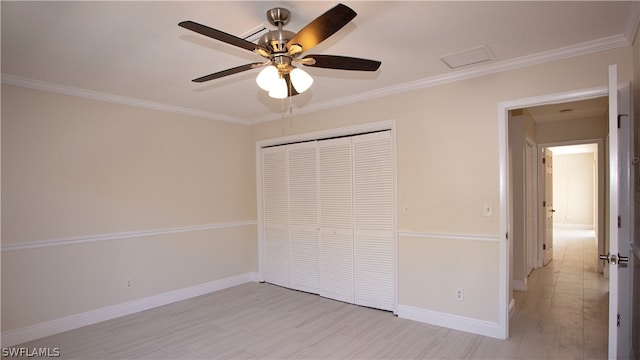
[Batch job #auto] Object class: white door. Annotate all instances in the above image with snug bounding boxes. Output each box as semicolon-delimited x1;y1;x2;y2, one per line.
287;142;320;294
260;128;397;312
352;131;395;311
525;141;536;275
318;137;354;303
542;148;554;265
262;146;290;288
604;64;633;359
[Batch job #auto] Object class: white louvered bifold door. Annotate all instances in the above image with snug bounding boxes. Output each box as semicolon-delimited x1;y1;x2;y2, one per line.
318;137;354;303
262;147;290;288
352;131;395;311
287;142;320;294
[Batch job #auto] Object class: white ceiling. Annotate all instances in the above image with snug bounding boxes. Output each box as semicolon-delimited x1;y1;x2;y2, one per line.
525;96;609;124
2;1;638;125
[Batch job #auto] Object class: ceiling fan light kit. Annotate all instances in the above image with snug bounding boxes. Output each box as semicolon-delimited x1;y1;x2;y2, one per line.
179;3;381;101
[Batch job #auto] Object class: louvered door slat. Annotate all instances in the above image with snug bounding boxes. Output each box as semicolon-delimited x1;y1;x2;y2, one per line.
318;137;354;302
353;131;395;311
262;148;290;287
265;227;290;287
287;142;319;293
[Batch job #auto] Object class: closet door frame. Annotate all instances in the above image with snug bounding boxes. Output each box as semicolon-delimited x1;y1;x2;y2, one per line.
256;119;398;312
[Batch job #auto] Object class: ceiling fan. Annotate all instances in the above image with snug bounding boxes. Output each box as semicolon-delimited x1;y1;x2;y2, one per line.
179;3;381;99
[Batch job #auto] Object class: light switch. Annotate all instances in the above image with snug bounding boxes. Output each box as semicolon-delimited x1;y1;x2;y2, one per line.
483;203;493;217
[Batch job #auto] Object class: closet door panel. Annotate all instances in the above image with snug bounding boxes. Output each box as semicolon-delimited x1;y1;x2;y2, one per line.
354;231;394;310
319;230;354;303
353;131;395;311
318;137;354;303
264;226;290;287
262;148;290;287
287;142;319;293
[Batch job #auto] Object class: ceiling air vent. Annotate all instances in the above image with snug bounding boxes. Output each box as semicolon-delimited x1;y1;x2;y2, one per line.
241;24;269;43
440;45;495;69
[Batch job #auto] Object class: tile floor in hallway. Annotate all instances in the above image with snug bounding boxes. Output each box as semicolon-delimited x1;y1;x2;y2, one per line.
511;228;609;359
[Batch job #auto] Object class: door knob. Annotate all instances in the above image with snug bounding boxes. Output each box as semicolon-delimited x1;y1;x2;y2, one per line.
618;254;629;268
600;253;629;267
599;253;618;265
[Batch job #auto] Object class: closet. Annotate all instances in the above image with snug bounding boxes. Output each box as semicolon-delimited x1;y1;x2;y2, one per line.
260;130;395;311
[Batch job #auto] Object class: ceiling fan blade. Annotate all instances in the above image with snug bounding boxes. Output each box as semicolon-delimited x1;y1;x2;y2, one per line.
179;20;270;57
302;55;381;71
192;62;264;83
284;73;299;97
286;4;356;55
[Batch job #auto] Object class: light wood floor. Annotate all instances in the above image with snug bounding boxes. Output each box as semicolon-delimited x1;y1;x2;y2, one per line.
14;229;608;359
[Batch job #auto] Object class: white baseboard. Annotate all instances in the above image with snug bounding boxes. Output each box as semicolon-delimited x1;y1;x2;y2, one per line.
553;223;594;230
512;279;527;291
1;272;259;347
509;298;516;317
396;304;503;339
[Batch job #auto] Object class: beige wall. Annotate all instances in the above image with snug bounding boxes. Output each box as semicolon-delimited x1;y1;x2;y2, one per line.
1;44;634;337
253;46;633;323
552;152;596;227
1;85;257;332
536;115;607;144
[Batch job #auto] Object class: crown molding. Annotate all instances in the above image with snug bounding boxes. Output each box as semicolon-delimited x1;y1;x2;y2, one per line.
3;32;632;127
0;74;252;125
248;34;631;124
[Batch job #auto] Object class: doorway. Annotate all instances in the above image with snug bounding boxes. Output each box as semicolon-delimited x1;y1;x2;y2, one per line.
504;94;610;359
508;96;608;290
497;85;609;340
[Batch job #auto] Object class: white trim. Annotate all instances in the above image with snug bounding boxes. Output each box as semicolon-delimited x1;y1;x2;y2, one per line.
509;298;516;317
248;34;631;124
512;279;527;292
256;119;395;148
391;127;399;314
553;223;595;230
498;100;510;340
396;305;502;339
4;32;632;126
0;272;258;347
1;220;256;252
398;231;500;242
0;74;251;125
498;85;609;341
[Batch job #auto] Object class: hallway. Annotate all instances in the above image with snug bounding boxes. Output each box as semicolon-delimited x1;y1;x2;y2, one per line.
511;228;609;359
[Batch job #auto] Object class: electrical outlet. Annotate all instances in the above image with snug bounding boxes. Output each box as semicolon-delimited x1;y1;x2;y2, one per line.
456;288;464;301
125;278;133;289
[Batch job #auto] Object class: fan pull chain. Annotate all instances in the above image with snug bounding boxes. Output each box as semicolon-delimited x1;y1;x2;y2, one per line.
281;98;285;120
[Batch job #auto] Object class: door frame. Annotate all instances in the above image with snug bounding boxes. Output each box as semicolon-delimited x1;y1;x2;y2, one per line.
537;138;605;271
524;138;537;275
498;85;608;339
541;147;554;266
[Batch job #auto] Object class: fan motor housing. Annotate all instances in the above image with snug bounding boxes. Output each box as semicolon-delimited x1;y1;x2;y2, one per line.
258;30;295;53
